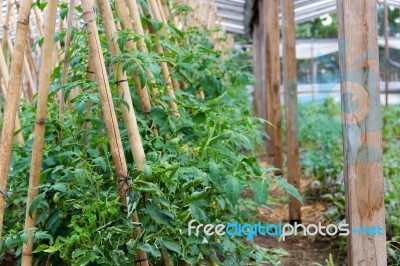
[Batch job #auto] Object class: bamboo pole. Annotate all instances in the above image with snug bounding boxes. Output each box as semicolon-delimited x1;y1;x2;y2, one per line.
125;0;179;115
0;46;25;146
33;7;44;37
114;0;153;114
281;0;301;223
24;38;39;84
97;0;147;170
0;0;32;239
81;2;149;265
23;52;35;99
21;1;57;264
1;0;12;51
152;0;182;92
6;30;35;100
59;0;75;123
147;0;179;114
336;0;386;264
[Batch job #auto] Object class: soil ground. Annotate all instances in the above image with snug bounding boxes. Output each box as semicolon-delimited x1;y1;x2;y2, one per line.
255;157;347;265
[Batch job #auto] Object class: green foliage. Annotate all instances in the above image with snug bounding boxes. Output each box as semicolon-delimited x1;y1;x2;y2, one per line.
0;2;301;265
297;100;400;264
298;98;343;184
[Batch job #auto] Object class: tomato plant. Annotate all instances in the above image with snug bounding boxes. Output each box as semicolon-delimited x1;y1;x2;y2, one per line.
0;1;301;265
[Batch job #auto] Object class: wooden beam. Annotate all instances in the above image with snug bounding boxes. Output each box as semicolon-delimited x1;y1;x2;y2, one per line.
282;0;301;223
266;0;282;168
252;18;260;117
336;0;386;264
384;0;389;106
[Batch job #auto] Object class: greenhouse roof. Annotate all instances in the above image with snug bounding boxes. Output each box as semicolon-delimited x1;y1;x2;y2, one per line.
220;0;400;35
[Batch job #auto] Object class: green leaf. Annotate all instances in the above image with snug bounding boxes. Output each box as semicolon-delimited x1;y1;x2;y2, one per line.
252;177;269;205
74;169;85;178
184;187;210;204
192;112;206;124
28;192;46;218
159;239;181;254
51;183;67;193
274;176;303;204
93;157;107;172
140;243;161;258
189;204;207;222
224;175;241;205
146;201;173;227
34;231;52;240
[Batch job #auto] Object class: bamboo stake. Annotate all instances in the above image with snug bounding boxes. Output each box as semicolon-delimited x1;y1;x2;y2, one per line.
147;0;179;114
0;0;32;239
0;45;25;145
33;7;44;37
23;53;35;99
59;0;75;123
5;32;35;100
24;38;39;84
81;2;149;265
21;1;57;263
153;0;182;92
97;0;147;170
1;0;12;51
125;0;179;114
114;0;153;114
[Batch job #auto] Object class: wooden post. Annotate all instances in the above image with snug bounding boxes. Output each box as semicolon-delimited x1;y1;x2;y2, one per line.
266;0;282;168
259;0;266;121
81;1;149;264
336;0;386;264
384;0;389;106
21;1;57;264
0;0;32;239
281;0;301;223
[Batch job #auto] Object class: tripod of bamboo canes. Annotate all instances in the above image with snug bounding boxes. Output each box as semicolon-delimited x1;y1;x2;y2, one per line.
145;0;179;114
59;0;75;124
96;0;147;172
0;0;32;239
81;1;149;265
113;0;153;114
21;1;58;263
123;0;178;116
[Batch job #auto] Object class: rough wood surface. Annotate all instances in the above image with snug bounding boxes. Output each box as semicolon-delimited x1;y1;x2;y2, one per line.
282;0;301;223
336;0;386;264
266;0;282;168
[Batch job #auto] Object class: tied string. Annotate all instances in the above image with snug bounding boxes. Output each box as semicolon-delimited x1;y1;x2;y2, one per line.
117;173;132;196
81;7;97;33
0;189;7;200
135;257;148;264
